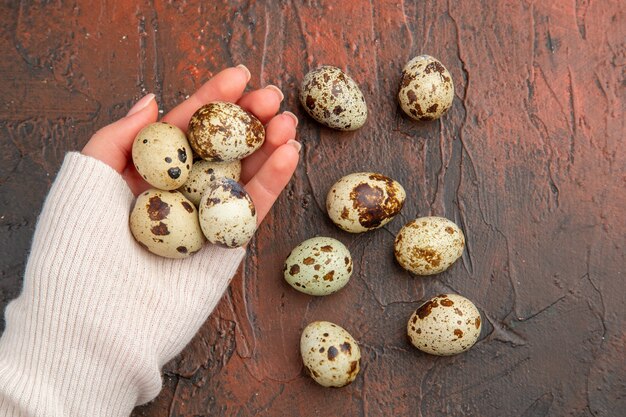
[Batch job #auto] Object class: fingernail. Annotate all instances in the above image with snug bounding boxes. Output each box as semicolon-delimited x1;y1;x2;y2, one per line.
127;93;155;116
283;111;298;127
265;85;284;102
287;139;301;153
236;64;251;82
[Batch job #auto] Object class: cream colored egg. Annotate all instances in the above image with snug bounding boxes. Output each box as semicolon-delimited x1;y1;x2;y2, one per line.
132;122;192;190
198;178;257;248
178;160;241;206
300;66;367;131
130;189;205;258
300;321;361;387
398;55;454;121
407;293;482;356
187;102;265;162
394;216;465;275
284;237;353;296
326;172;406;233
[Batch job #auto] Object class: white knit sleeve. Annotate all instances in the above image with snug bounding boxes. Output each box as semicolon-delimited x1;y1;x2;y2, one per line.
0;152;245;417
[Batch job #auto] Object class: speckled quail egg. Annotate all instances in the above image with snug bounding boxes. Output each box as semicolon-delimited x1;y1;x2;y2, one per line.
326;172;406;233
407;293;482;356
198;178;257;248
130;189;205;258
284;237;353;296
398;55;454;121
394;216;464;275
187;102;265;162
132;122;192;190
300;321;361;387
178;160;241;206
300;66;367;131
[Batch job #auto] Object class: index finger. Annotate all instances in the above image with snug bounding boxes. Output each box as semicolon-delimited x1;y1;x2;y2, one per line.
161;65;251;130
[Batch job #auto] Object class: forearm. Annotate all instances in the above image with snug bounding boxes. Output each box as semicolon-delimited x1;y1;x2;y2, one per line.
0;153;244;417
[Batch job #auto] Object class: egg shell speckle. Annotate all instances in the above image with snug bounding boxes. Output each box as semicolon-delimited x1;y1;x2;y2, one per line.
179;160;241;206
394;216;464;275
300;66;367;131
284;237;353;296
300;321;361;387
199;178;257;248
398;55;454;121
130;189;205;259
187;102;265;162
132;122;192;190
407;293;482;356
326;172;406;233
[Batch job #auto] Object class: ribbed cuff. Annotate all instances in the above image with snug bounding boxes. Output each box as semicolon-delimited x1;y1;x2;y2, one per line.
0;152;245;416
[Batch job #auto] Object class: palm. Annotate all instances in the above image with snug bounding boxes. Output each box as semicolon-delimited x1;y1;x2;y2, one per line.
82;66;299;224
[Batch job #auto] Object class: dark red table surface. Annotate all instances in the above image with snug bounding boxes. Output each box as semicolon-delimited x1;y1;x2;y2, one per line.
0;1;624;416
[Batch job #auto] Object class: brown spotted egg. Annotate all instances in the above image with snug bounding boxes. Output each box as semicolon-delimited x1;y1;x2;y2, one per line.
130;189;205;258
398;55;454;121
394;216;465;275
407;293;482;356
326;172;406;233
132;122;192;190
284;237;353;296
299;66;367;131
198;178;257;248
178;160;241;206
300;321;361;387
187;102;265;162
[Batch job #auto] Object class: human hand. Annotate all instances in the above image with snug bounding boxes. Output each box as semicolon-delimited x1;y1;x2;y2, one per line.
0;66;301;416
82;65;300;224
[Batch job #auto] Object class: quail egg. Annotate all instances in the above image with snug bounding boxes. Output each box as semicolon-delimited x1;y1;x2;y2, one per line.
394;216;464;275
284;237;353;296
187;102;265;162
300;66;367;131
326;172;406;233
132;122;192;190
198;178;257;248
398;55;454;121
130;189;205;258
300;321;361;387
179;159;241;206
407;293;482;356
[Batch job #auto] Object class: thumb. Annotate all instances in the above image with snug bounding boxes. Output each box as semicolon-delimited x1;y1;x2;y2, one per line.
82;94;159;173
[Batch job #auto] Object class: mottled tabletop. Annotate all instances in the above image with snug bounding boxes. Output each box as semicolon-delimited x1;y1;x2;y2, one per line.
0;1;624;416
